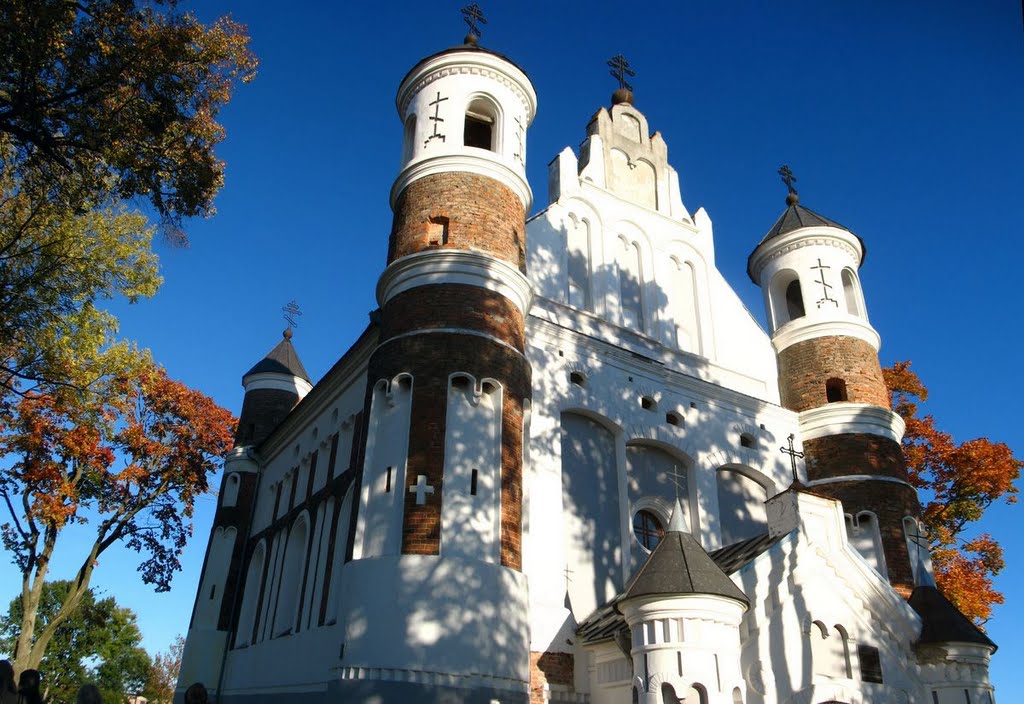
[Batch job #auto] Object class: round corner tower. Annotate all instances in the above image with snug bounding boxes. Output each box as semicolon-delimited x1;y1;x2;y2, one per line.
748;190;921;597
338;36;537;701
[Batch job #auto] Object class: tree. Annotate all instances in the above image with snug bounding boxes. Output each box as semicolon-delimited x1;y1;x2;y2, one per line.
0;135;162;395
0;580;150;704
0;361;236;675
141;634;184;704
0;0;257;228
884;361;1021;624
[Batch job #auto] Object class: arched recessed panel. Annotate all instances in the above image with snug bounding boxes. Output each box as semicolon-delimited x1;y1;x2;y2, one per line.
235;540;266;648
842;268;863;317
618;237;645;331
716;468;768;545
567;216;593;310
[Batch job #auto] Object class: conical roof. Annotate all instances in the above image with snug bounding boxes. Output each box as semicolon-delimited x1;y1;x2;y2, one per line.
909;586;997;651
618;501;749;607
243;330;310;382
747;200;865;283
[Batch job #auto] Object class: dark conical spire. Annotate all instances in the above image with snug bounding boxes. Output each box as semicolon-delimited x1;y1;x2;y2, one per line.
909;586;997;651
243;329;310;382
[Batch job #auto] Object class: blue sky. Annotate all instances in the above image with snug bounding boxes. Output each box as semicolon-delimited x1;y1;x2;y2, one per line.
20;0;1022;693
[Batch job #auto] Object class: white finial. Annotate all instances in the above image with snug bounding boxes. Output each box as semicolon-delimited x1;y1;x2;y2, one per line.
667;498;686;533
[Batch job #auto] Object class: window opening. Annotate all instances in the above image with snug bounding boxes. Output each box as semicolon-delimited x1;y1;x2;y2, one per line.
858;645;883;683
470;469;478;496
209;584;216;600
569;371;586;387
633;510;665;550
464;99;496;150
786;279;805;320
740;433;755;448
427;216;449;246
666;412;681;427
826;378;848;403
641;396;657;411
385;466;393;493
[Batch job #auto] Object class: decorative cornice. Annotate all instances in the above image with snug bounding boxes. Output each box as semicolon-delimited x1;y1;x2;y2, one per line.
748;226;863;284
396;51;537;122
390;153;533;211
771;317;881;353
798;402;905;443
377;249;534;316
241;371;313;398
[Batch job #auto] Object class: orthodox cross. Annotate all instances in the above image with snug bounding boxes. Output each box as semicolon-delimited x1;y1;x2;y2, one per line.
282;300;302;329
563;564;574;589
409;475;435;505
607;54;635;92
424;91;448;147
666;464;686;503
778;164;798;195
811;258;838;308
779;434;804;485
461;3;486;38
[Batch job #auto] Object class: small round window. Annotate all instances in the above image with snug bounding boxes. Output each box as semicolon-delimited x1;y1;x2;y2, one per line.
633;510;665;551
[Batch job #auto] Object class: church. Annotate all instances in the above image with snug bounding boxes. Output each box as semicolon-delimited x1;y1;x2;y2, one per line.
177;24;998;704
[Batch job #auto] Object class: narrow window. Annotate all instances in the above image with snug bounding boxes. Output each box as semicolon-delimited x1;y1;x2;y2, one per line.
858;644;883;683
385;467;392;493
470;469;478;496
964;690;971;704
427;216;449;246
740;433;755;449
786;279;805;320
464;98;496;150
402;113;416;164
641;396;656;411
209;584;216;600
842;269;863;317
826;377;848;403
569;371;586;387
677;651;683;676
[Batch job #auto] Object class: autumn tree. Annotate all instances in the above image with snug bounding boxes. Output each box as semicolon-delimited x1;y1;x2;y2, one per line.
0;361;236;675
0;581;150;704
141;634;184;704
0;0;257;228
884;361;1021;624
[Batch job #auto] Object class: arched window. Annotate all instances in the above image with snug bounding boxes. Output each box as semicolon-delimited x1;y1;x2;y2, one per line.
633;510;664;551
786;279;805;320
618;237;645;331
464;97;498;151
222;473;241;508
826;378;848;403
235;541;266;647
661;683;681;704
402;113;416;164
567;216;593;310
842;268;863;317
273;517;310;637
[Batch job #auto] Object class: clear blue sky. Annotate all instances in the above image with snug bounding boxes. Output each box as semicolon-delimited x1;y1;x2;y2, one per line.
27;0;1023;693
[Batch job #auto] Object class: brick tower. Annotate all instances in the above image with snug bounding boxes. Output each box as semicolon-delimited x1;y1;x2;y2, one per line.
335;32;538;701
748;178;922;597
178;331;310;696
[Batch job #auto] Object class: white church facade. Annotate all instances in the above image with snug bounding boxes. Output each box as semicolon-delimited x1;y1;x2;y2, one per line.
177;30;998;704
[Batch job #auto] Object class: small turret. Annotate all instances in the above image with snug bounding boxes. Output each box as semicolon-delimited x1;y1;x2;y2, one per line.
235;329;311;447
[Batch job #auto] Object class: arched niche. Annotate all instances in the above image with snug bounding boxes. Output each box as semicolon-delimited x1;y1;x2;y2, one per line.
617;235;645;331
566;213;593;311
235;540;267;648
272;513;310;637
769;269;805;329
716;467;769;545
841;268;865;318
845;511;888;578
464;94;501;152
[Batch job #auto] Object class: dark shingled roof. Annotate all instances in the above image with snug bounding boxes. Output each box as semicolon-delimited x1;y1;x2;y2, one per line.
747;202;866;283
577;530;777;644
620;530;750;605
909;586;997;651
243;333;310;382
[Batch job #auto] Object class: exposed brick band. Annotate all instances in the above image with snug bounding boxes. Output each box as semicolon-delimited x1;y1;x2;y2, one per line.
803;433;910;483
366;332;531;570
380;283;526;353
235;388;298;446
778;335;889;412
389;172;527;272
530;651;574;704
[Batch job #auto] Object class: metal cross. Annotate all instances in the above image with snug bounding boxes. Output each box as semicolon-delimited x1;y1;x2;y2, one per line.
282;300;302;329
424;91;448;147
563;564;574;588
607;54;635;92
666;464;686;502
409;474;435;505
811;258;838;308
778;165;798;195
461;3;486;38
780;434;804;485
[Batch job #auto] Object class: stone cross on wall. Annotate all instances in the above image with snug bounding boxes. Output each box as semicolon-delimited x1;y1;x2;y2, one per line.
409;474;435;505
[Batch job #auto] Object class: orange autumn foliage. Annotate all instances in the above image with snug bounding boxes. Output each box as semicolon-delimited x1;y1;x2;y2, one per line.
884;361;1020;624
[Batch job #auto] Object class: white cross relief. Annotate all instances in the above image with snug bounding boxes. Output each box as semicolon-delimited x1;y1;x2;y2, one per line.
409;474;435;505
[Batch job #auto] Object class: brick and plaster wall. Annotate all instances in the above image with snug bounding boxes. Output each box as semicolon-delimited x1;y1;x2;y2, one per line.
778;335;889;412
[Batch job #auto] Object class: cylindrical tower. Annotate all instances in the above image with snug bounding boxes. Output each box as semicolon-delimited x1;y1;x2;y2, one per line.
337;34;537;702
178;331;310;698
748;185;921;597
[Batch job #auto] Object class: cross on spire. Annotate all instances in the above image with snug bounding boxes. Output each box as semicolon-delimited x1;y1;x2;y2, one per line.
666;465;686;502
282;300;302;332
607;54;635;92
778;165;798;194
780;434;804;485
461;4;486;39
